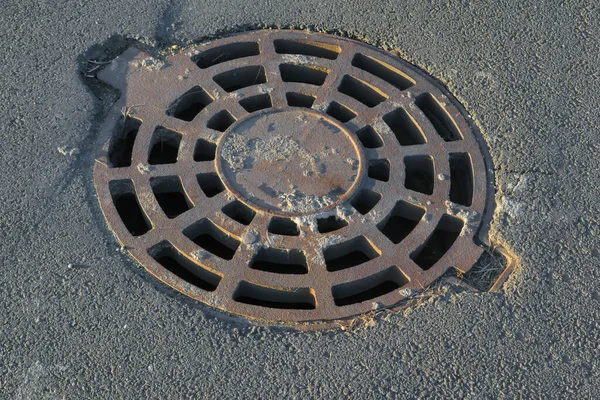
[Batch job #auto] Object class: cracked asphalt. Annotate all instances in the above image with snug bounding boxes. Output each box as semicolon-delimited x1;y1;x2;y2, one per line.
1;0;599;398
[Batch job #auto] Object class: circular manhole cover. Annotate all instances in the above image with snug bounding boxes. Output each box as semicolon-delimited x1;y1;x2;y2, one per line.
93;30;493;325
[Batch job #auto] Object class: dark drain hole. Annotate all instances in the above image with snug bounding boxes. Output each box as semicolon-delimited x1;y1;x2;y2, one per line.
108;116;140;168
167;86;213;122
273;39;340;60
286;92;316;108
338;75;388;108
239;94;272;112
356;125;383;148
405;155;434;195
150;176;193;219
316;216;348;233
207;110;236;132
415;93;462;142
193;42;260;69
109;180;151;236
149;241;220;291
377;201;425;244
326;101;357;123
213;65;266;92
148;127;182;165
193;139;216;162
351;53;415;91
368;159;390;182
350;189;382;215
332;266;408;306
324;236;380;272
411;214;463;270
250;248;308;274
268;217;300;236
222;200;255;225
197;172;225;198
279;64;329;86
449;152;473;207
461;249;509;291
183;219;240;260
234;281;316;310
383;107;426;146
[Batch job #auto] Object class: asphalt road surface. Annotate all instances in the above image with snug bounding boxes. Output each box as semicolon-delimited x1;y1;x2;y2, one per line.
1;0;599;398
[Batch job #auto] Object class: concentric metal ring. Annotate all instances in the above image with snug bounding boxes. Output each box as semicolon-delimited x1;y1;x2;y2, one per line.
93;30;493;325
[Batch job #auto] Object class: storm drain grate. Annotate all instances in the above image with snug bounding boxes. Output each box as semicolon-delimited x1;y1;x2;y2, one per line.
93;30;493;325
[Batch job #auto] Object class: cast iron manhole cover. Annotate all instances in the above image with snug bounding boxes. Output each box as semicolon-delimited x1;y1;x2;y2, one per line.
93;30;493;325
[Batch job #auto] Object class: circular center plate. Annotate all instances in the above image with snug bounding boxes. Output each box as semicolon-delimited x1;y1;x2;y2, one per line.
217;109;361;216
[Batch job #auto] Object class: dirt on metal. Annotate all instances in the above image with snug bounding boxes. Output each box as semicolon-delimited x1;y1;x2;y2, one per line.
93;30;495;327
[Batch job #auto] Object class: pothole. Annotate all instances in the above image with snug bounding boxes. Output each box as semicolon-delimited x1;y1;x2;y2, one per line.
91;30;503;326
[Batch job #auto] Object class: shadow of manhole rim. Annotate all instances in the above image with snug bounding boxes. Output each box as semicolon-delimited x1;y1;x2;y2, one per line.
91;30;496;327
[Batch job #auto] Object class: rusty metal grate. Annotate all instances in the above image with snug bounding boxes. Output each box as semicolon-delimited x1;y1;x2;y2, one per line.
93;30;493;325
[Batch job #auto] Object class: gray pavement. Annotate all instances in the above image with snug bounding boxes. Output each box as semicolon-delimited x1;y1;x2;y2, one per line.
1;0;599;398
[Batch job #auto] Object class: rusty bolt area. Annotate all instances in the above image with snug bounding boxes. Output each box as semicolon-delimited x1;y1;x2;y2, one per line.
92;30;494;327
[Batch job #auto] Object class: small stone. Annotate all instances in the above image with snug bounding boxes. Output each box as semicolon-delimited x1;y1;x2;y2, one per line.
191;249;211;261
137;163;154;174
242;230;259;245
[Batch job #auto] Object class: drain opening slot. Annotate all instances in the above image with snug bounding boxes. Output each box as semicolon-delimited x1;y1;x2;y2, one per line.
150;176;193;219
279;64;329;86
326;101;357;123
250;248;308;274
196;172;225;198
449;152;473;206
332;266;408;306
234;281;316;309
316;216;348;233
324;236;380;272
351;53;415;91
222;200;255;225
415;93;462;141
148;127;182;165
273;39;340;60
411;214;463;270
404;155;434;195
167;86;213;122
350;189;382;215
193;42;260;69
338;75;388;108
183;219;240;260
268;217;300;236
207;110;236;132
193;139;216;162
382;107;426;146
108;116;141;168
149;241;221;291
213;66;267;92
368;159;391;182
239;94;272;112
286;92;316;108
356;125;383;149
109;180;151;236
377;201;425;244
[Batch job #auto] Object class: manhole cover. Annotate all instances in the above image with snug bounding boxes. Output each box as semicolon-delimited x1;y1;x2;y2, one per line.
93;30;493;325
